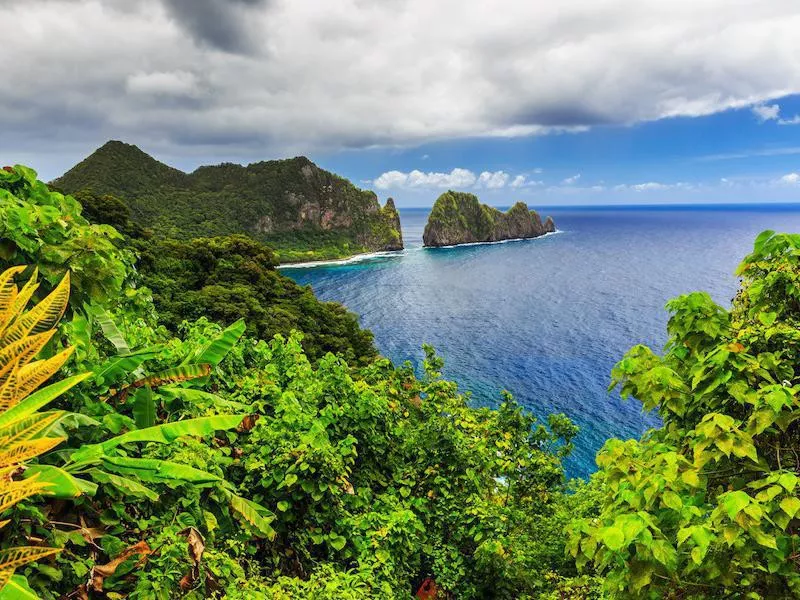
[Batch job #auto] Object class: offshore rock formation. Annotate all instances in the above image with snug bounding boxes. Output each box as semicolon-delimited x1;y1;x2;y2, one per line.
422;191;554;247
53;141;403;258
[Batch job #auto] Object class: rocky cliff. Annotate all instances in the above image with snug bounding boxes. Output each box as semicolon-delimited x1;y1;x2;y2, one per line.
52;141;403;261
422;191;554;247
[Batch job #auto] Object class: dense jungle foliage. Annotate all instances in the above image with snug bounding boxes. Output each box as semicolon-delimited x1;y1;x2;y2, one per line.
1;163;799;599
74;190;377;366
52;141;403;262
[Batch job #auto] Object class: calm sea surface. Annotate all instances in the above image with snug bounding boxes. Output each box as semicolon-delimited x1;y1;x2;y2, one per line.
284;205;800;479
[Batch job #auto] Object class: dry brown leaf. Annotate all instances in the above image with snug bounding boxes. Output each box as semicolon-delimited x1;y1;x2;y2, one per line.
90;540;151;592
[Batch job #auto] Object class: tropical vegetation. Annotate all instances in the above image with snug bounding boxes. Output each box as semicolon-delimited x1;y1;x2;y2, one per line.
0;161;798;599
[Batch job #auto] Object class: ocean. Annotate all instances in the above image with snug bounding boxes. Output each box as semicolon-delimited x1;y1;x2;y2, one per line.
283;204;800;479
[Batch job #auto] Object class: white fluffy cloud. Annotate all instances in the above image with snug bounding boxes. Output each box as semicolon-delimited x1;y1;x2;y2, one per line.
374;168;517;190
562;174;581;185
752;103;800;125
780;173;800;184
3;0;800;170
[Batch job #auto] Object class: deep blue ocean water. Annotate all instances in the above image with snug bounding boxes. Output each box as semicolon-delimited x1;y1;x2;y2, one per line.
283;205;800;479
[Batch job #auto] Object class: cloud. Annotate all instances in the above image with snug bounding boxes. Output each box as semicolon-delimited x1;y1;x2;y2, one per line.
510;175;526;188
4;0;800;172
561;174;581;185
751;102;800;125
161;0;271;53
126;71;201;97
373;167;520;190
613;181;691;192
374;168;478;189
477;170;509;188
752;103;781;122
779;173;800;184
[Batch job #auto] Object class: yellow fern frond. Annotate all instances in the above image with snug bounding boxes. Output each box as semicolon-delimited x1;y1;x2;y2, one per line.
0;477;52;514
16;330;56;367
0;372;15;414
0;437;65;470
0;272;70;346
0;266;26;332
0;520;9;530
14;347;75;400
0;412;64;451
3;269;40;335
0;546;61;588
0;331;54;378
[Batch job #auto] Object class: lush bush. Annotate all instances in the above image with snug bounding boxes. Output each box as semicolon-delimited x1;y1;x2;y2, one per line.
1;164;583;599
135;234;378;366
569;230;800;598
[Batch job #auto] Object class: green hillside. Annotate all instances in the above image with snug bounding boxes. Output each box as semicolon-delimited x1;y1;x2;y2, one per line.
53;141;403;262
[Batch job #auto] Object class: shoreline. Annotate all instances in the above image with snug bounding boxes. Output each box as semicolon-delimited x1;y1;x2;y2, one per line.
278;231;563;269
277;249;406;269
425;229;563;249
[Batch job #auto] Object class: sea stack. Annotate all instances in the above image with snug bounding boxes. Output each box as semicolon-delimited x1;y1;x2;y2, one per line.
422;191;555;247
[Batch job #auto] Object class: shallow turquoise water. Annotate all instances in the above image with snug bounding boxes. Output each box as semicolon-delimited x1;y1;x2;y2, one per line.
284;204;800;479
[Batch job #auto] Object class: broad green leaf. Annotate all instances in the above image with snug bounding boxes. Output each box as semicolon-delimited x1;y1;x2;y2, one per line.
132;386;156;429
71;415;243;462
23;465;96;498
101;456;224;485
93;349;160;386
228;493;276;539
192;319;246;366
87;469;159;501
86;304;130;355
0;373;92;428
662;491;682;511
0;575;37;599
600;526;625;551
780;496;800;519
130;364;212;390
721;490;750;520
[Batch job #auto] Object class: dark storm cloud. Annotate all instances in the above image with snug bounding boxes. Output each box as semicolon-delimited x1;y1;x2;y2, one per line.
161;0;271;53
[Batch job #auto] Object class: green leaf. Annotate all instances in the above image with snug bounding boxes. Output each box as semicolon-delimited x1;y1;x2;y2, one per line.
780;496;800;519
132;386;156;429
758;312;778;326
101;456;224;485
0;575;37;600
329;535;347;551
87;468;159;501
600;526;626;551
93;349;160;386
277;500;290;512
722;490;751;520
86;303;130;355
71;415;243;461
228;493;276;539
0;373;92;428
192;319;246;366
24;465;96;498
131;364;212;390
662;491;683;511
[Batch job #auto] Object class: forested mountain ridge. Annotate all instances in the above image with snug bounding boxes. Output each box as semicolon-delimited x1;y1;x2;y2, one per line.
52;140;403;262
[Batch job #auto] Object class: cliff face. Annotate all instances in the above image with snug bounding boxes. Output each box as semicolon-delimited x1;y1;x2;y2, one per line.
53;141;403;257
422;191;554;247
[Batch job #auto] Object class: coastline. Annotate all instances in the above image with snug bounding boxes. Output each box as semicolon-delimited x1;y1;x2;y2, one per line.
425;229;563;250
277;249;406;269
279;231;563;268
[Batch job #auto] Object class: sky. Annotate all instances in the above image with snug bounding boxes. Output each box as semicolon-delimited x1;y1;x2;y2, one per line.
2;0;800;206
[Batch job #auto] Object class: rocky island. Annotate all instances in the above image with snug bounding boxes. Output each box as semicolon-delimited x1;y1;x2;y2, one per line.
422;191;555;247
53;141;403;263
